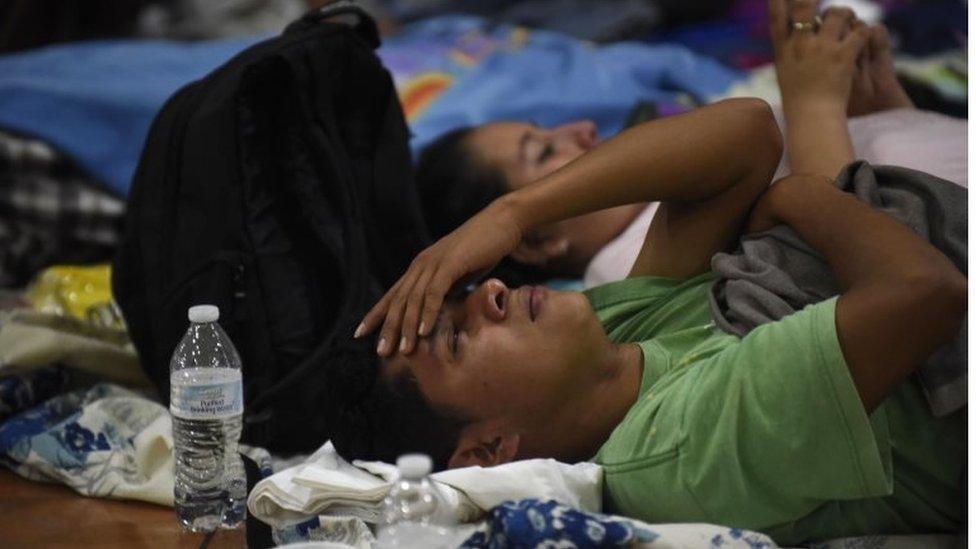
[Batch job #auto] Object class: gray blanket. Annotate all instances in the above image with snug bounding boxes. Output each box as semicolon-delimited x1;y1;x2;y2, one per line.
708;161;967;417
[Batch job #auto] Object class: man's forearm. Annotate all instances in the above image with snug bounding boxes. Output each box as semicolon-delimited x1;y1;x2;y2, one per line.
768;177;957;291
766;177;966;410
502;98;782;231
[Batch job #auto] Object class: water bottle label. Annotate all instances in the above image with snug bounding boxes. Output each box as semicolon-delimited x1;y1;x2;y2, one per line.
170;378;243;420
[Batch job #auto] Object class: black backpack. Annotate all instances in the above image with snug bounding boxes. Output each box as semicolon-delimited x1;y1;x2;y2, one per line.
112;2;430;453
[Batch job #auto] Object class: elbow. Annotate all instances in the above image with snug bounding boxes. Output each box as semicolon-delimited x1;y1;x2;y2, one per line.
753;99;784;168
904;265;968;338
723;98;784;176
940;269;968;331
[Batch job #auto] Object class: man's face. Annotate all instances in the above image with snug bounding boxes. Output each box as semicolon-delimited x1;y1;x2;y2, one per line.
382;279;606;428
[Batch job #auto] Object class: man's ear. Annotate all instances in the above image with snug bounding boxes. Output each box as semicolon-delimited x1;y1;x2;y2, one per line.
509;227;570;267
447;423;520;469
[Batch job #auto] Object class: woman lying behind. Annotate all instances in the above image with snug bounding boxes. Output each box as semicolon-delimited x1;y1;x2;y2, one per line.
415;1;955;287
340;2;967;545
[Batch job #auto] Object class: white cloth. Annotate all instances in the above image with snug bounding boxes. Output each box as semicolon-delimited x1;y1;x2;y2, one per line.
247;440;603;529
771;107;968;185
583;202;657;287
583;106;968;288
822;0;884;24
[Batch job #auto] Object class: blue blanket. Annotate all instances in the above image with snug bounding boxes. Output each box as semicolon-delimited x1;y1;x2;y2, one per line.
0;38;262;196
0;16;741;197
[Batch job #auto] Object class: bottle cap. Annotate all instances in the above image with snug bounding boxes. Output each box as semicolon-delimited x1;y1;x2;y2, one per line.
396;454;432;479
188;305;220;323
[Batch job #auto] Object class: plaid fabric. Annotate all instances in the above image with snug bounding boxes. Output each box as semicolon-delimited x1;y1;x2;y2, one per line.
0;130;124;288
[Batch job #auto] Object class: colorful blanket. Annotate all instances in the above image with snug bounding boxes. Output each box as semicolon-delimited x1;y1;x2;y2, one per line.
382;15;740;155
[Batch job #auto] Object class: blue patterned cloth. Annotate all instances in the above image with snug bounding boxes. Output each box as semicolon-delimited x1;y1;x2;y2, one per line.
0;382;174;505
461;499;658;547
460;499;779;549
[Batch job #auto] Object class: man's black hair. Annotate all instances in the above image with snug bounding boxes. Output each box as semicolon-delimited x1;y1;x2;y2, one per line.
326;330;467;471
415;126;558;286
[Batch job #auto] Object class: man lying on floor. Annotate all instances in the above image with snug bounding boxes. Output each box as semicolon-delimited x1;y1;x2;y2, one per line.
337;3;967;545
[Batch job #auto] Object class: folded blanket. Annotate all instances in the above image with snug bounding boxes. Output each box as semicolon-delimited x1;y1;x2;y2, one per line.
0;383;174;505
0;379;274;508
709;161;967;417
247;440;603;529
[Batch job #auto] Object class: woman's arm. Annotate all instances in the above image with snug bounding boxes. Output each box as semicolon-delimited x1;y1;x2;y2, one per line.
359;98;783;355
512;98;782;280
751;176;967;411
504;98;780;228
770;0;867;178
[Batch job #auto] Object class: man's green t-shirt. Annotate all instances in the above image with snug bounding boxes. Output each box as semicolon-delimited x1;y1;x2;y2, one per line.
584;273;965;545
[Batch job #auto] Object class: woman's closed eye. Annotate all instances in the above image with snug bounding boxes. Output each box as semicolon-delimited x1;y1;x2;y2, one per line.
537;142;554;164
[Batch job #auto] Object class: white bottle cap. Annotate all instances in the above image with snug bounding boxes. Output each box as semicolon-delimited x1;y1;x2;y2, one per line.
188;305;220;323
396;454;432;479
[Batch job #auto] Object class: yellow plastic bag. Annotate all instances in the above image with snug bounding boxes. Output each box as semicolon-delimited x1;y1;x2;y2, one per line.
3;264;147;386
24;264;122;329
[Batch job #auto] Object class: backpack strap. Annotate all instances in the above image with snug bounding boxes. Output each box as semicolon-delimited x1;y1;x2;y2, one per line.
285;0;380;49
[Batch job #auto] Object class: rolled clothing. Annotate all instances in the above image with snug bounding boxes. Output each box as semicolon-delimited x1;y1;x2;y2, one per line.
708;161;966;417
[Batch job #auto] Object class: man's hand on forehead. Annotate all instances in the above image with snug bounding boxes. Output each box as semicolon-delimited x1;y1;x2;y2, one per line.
355;206;522;359
422;310;446;349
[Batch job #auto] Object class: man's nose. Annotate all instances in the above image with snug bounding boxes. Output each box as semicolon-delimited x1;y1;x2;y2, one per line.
473;278;508;322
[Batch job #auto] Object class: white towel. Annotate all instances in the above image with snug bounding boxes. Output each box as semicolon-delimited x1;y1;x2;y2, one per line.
247;441;603;529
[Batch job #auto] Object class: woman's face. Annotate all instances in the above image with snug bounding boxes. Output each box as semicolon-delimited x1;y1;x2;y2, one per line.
465;120;598;191
463;120;638;273
382;279;607;426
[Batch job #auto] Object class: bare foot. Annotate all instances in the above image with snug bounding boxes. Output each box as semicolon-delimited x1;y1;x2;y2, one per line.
848;24;914;116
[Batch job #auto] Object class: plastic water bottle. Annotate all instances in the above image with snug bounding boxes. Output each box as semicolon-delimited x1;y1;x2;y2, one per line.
375;454;455;549
170;305;246;532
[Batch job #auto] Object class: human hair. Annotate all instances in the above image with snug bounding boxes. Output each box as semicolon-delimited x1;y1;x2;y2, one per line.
415;126;557;286
326;331;467;471
415;126;508;240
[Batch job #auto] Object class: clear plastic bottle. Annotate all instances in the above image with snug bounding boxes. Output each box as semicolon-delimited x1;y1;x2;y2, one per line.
169;305;246;532
375;454;456;549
